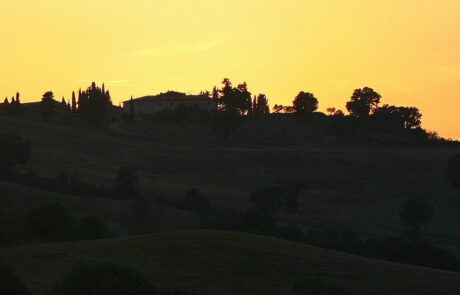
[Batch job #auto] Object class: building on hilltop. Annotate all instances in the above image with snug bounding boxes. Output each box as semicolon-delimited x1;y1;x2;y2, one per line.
122;91;217;115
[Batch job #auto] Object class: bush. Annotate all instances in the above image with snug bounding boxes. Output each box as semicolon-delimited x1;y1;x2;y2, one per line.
78;215;115;240
0;134;31;169
0;264;33;295
250;186;283;216
23;203;78;242
293;278;348;295
50;263;156;295
183;188;210;212
399;198;434;232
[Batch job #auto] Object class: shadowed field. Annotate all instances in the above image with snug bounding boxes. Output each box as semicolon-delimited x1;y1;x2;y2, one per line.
0;116;459;244
1;230;460;295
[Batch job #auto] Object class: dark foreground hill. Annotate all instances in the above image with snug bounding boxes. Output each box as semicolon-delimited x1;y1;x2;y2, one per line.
1;230;459;295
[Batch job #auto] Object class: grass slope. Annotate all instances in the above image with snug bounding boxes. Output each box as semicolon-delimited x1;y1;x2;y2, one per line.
1;230;459;295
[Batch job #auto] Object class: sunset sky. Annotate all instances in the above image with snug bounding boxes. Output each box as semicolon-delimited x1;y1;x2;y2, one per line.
0;0;459;138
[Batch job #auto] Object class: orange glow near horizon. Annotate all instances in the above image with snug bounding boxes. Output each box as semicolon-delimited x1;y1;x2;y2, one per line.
0;0;459;138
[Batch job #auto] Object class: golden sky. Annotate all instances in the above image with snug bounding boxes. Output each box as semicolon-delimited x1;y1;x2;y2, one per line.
0;0;459;138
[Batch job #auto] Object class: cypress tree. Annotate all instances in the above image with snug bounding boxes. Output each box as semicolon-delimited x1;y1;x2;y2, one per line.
71;91;77;113
129;96;134;120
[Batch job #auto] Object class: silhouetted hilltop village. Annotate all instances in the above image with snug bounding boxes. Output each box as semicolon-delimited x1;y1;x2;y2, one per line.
0;78;458;145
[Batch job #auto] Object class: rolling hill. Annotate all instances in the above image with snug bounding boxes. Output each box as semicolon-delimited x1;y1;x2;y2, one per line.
1;230;460;295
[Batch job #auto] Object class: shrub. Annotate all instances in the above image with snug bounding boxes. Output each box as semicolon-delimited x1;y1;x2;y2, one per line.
23;203;78;242
78;215;115;240
250;186;283;216
183;188;210;212
50;263;156;295
0;264;33;295
399;198;434;232
0;134;31;169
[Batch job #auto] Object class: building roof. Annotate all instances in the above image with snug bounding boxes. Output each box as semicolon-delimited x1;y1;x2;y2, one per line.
125;91;214;103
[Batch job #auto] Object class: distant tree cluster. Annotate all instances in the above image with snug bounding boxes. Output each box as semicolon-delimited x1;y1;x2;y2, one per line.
0;92;23;117
399;197;434;238
41;91;57;120
212;78;270;116
76;82;112;120
23;203;114;242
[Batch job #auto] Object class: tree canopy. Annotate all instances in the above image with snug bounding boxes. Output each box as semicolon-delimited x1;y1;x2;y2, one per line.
214;78;252;115
399;198;434;231
293;92;319;114
346;87;381;117
77;82;112;120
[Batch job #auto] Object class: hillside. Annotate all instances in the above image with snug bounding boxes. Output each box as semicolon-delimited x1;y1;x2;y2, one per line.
0;116;459;249
1;230;460;295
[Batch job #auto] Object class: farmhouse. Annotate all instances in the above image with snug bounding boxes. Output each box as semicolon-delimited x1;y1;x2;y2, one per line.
123;91;217;115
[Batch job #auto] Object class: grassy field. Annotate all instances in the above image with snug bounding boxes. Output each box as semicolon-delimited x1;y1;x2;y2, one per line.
1;115;460;293
0;116;459;242
1;230;460;295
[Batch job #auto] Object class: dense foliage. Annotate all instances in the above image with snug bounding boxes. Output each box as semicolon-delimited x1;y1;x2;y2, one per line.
0;134;31;169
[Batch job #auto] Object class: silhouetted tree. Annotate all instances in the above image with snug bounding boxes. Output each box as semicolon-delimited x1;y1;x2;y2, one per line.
3;92;23;117
253;94;270;115
129;96;135;120
399;198;434;233
215;78;252;115
447;154;460;193
183;188;210;212
277;180;308;211
273;104;295;114
50;263;156;295
41;91;56;120
71;91;77;113
77;82;112;120
78;215;114;240
250;186;284;216
346;87;381;117
0;265;33;295
23;203;77;242
326;107;337;116
113;166;139;199
0;134;31;169
372;105;422;130
293;92;319;114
